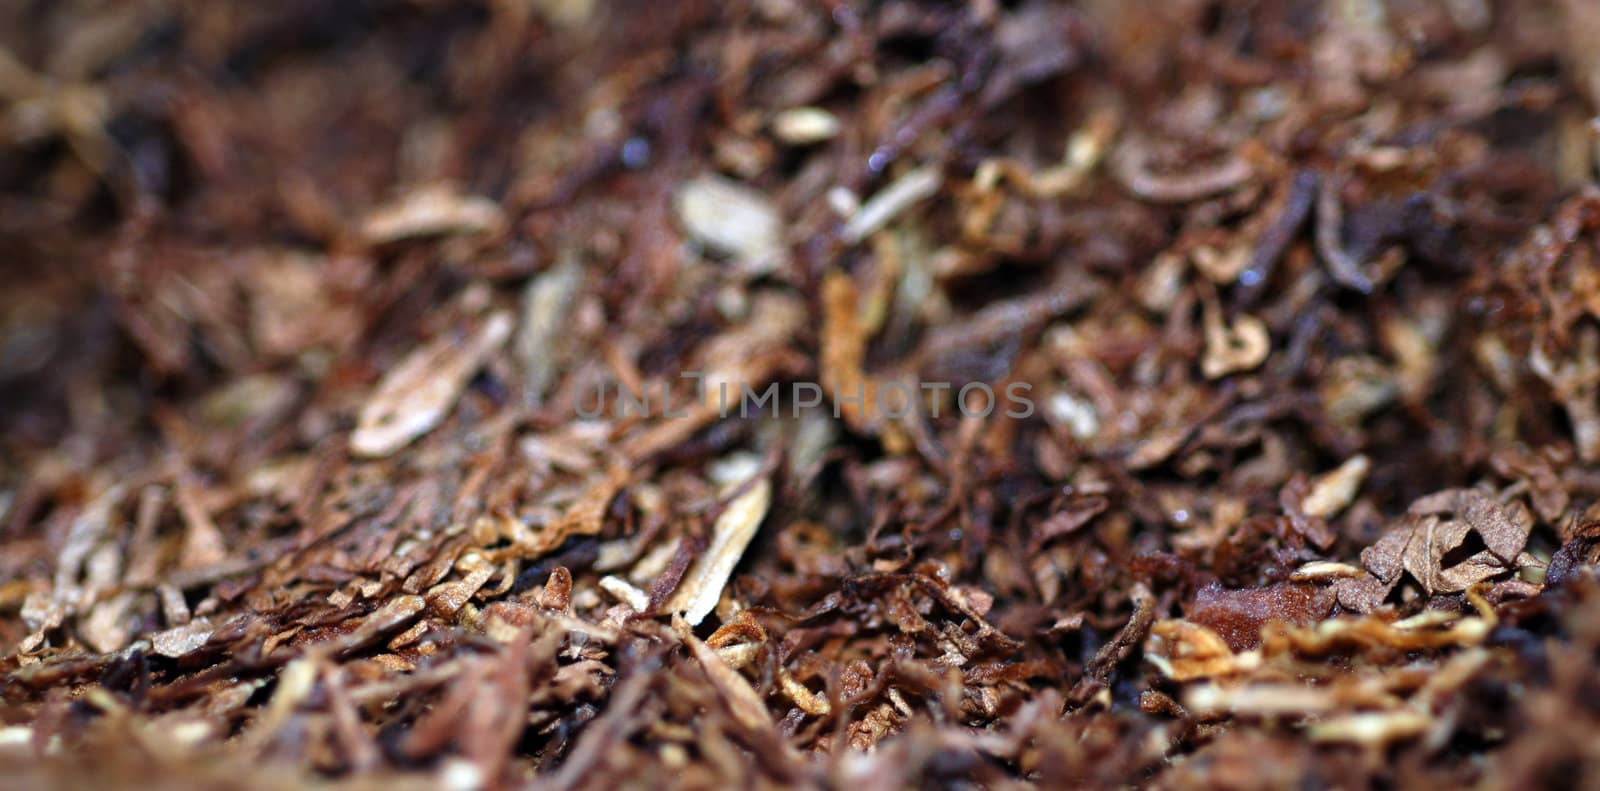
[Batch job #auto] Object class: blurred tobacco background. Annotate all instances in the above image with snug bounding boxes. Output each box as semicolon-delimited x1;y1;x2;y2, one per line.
4;0;1600;788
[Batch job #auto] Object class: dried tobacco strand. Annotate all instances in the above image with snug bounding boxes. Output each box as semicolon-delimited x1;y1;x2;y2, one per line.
4;1;1600;789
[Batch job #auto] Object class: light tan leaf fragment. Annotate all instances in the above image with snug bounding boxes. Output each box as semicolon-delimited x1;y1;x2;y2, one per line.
841;164;942;243
1308;711;1430;745
18;592;65;653
351;311;513;457
1290;561;1366;582
711;641;761;673
673;174;786;273
1202;306;1270;379
1302;454;1370;518
157;583;190;626
779;669;831;716
1145;619;1260;681
80;592;135;653
598;575;649;612
361;185;505;243
150;618;214;658
1183;682;1334;717
1192;244;1252;283
670;455;772;625
1269;589;1496;653
770;107;840;145
515;257;582;406
51;482;125;604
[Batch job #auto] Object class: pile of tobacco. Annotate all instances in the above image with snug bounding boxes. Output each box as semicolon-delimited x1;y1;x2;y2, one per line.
8;0;1600;787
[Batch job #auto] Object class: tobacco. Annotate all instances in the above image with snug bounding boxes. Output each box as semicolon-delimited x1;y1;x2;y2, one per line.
4;1;1600;788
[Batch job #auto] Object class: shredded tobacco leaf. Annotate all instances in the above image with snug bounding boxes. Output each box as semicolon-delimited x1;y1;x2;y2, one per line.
5;1;1600;789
